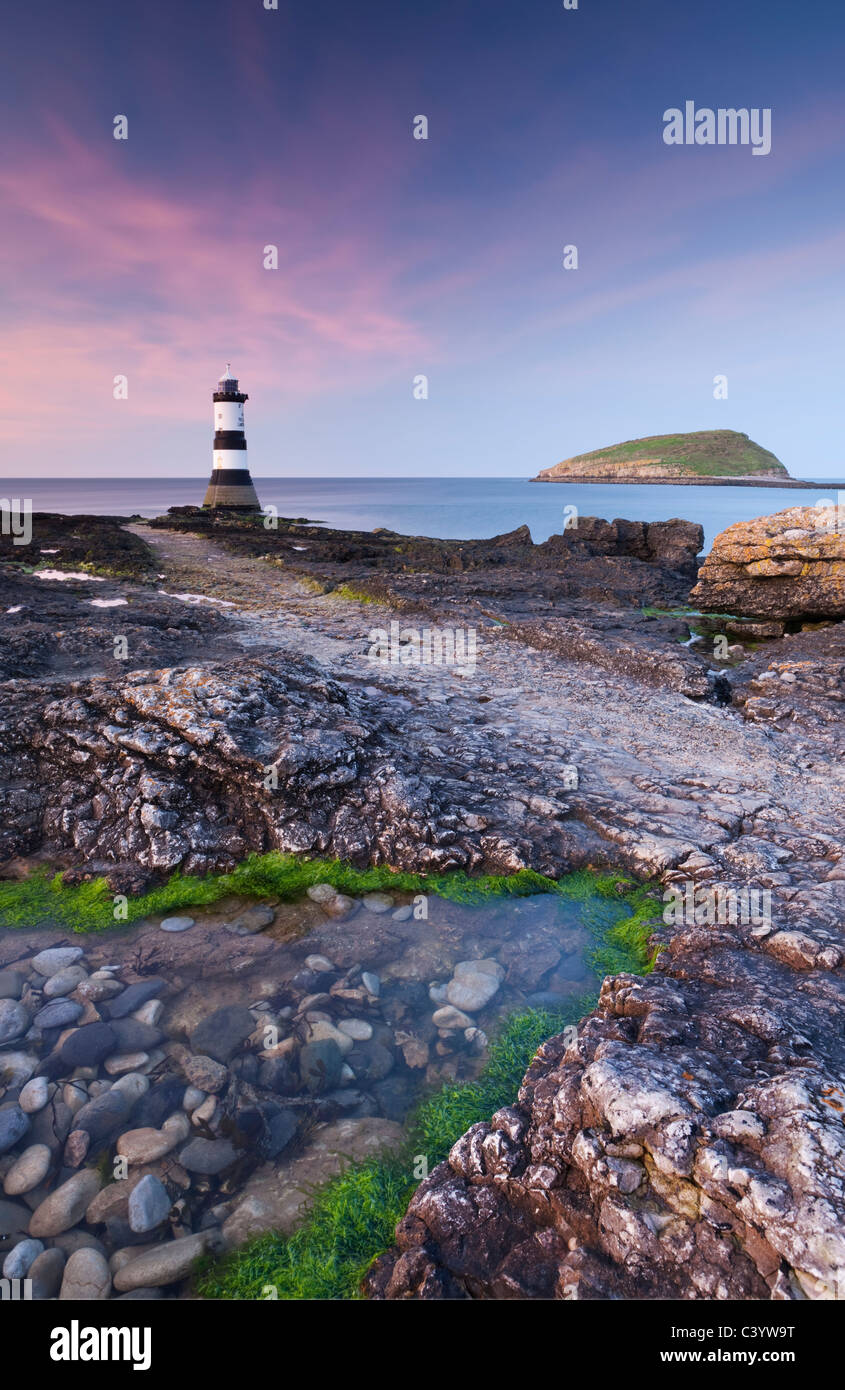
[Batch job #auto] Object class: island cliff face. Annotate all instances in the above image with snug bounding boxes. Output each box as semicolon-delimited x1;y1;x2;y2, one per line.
532;430;805;486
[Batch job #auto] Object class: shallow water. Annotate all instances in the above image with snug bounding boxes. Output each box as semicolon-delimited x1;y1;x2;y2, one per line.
0;888;614;1278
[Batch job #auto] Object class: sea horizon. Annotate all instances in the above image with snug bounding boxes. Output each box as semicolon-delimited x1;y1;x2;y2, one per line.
2;475;843;552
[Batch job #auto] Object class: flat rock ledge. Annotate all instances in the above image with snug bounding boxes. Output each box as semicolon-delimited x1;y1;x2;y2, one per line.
368;844;845;1301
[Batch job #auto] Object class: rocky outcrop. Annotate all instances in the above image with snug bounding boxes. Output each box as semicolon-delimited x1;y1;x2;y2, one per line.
692;506;845;619
368;831;845;1301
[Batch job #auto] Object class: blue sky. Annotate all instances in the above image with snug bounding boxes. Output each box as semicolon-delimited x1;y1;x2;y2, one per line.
2;0;845;477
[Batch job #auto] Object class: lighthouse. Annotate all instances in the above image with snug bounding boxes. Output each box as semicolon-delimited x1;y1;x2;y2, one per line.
203;365;261;510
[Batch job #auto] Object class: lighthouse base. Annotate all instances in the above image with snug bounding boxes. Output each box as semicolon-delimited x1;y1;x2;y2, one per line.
202;468;261;511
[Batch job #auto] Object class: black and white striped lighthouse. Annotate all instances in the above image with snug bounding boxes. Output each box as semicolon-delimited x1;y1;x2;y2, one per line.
203;365;261;510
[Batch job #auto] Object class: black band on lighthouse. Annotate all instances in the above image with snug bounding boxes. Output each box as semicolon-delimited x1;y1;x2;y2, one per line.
207;468;254;485
213;433;247;449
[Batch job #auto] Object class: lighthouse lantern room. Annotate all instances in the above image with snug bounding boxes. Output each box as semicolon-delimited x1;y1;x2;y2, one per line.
203;365;261;509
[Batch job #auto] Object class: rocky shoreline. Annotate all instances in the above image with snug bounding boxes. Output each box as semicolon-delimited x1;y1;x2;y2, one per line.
0;504;843;1301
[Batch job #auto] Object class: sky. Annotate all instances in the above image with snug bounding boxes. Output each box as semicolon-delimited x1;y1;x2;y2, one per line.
2;0;845;479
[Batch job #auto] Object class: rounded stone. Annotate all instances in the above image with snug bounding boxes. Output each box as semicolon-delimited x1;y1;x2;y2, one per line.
108;978;166;1019
361;971;381;996
72;1088;133;1145
28;1246;66;1299
337;1018;373;1042
3;1143;52;1195
0;969;26;1000
0;999;30;1045
0;1105;30;1154
128;1174;172;1233
112;1231;216;1292
31;947;84;977
189;1005;255;1063
160;915;194;933
304;953;335;972
178;1137;238;1175
305;884;337;905
128;1077;185;1129
181;1054;228;1094
59;1022;117;1068
182;1086;205;1112
104;1052;149;1076
2;1236;44;1279
29;1168;102;1237
60;1246;112;1300
361;892;394;914
432;1004;474;1030
34;999;84;1030
43;966;89;999
299;1039;344;1093
0;1051;39;1089
116;1127;180;1165
19;1076;50;1115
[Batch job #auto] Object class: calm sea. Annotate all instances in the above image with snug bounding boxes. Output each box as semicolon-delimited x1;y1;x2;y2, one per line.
3;477;843;552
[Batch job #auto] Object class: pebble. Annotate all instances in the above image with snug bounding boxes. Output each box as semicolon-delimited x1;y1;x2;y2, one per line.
70;1089;133;1145
113;1231;217;1292
108;978;166;1019
43;966;89;999
129;1077;184;1129
128;1174;172;1233
432;1004;474;1030
181;1053;228;1094
0;1105;30;1154
33;999;83;1030
445;958;505;1013
3;1237;44;1279
0;999;30;1045
391;905;413;921
179;1137;238;1175
104;1052;149;1076
337;1018;373;1042
361;892;394;914
304;953;334;972
110;1072;150;1104
63;1080;88;1114
132;999;163;1026
29;1168;102;1237
0;969;27;1000
60;1247;112;1300
19;1076;50;1114
190;1004;256;1063
182;1086;205;1112
31;947;84;977
160;915;195;933
64;1130;91;1166
306;883;338;904
361;971;381;996
304;1019;354;1055
117;1127;181;1165
299;1038;344;1093
230;904;275;934
59;1021;117;1068
75;977;123;1003
3;1143;52;1195
0;1051;39;1089
28;1246;66;1299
